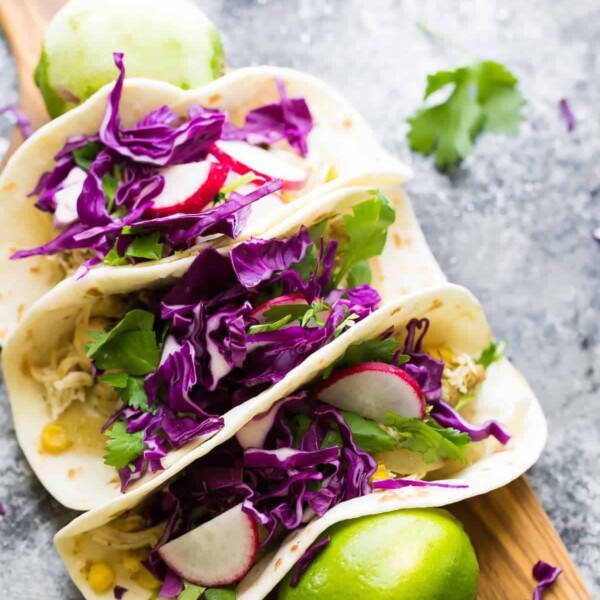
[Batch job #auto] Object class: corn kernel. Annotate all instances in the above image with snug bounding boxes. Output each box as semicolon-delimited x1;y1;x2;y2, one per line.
325;166;338;183
87;561;114;593
121;550;144;575
371;463;392;482
136;566;161;590
41;423;70;454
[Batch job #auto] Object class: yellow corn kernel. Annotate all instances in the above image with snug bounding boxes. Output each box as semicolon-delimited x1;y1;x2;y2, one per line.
121;550;144;575
136;566;161;590
325;166;338;183
371;463;392;482
87;561;115;593
41;423;70;454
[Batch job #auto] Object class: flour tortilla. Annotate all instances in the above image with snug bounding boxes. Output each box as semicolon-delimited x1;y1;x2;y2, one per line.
2;176;442;511
53;283;546;600
0;65;410;344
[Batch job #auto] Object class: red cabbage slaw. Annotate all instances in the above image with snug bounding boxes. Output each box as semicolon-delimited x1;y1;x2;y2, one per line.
532;560;562;599
89;213;386;491
11;53;313;271
116;318;509;597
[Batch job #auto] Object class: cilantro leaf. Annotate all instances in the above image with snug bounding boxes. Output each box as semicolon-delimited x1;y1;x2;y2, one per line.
407;61;524;169
340;411;397;453
103;245;129;266
103;421;146;468
383;412;470;464
333;307;359;338
204;589;236;600
103;164;122;212
334;191;395;286
122;376;152;412
247;314;292;334
301;299;329;327
178;582;206;600
98;372;129;388
262;303;308;323
322;337;407;379
72;141;101;170
125;233;164;261
86;309;159;376
477;339;506;369
347;260;372;287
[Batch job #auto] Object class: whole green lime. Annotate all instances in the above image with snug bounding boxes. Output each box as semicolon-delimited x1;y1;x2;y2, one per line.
36;0;225;118
278;509;478;600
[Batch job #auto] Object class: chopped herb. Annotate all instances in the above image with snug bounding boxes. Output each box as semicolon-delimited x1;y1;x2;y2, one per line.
247;314;292;334
103;164;122;212
72;141;101;170
301;299;329;327
177;582;206;600
262;303;309;323
103;421;146;469
333;307;359;338
125;233;164;261
333;190;395;286
340;411;397;453
454;394;476;412
204;589;237;600
383;412;470;464
408;53;524;169
477;339;506;369
98;372;129;388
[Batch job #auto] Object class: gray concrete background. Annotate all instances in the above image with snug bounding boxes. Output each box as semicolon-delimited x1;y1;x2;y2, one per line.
0;0;598;597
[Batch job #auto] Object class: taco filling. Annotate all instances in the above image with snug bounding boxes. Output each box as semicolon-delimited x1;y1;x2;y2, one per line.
75;318;508;597
12;53;332;275
29;191;396;490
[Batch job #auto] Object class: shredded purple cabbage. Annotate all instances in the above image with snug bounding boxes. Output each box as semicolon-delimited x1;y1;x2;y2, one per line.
372;478;468;490
113;585;128;599
95;228;379;489
12;54;314;268
290;536;331;587
532;560;562;600
140;397;376;595
223;78;313;156
558;99;575;132
592;226;600;244
0;105;33;139
0;502;5;516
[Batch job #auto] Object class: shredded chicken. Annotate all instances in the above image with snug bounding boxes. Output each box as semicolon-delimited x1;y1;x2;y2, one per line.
91;521;166;550
48;249;96;277
29;296;130;420
441;352;485;406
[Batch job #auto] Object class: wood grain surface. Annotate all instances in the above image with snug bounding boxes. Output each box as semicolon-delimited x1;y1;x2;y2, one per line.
0;1;590;598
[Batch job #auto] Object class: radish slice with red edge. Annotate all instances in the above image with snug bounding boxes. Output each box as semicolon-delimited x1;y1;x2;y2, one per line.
251;294;308;322
316;362;425;422
212;140;308;191
158;504;258;587
147;161;229;217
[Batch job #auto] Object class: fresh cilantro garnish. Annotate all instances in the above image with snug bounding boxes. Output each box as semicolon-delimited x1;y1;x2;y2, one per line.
214;172;259;205
86;309;160;376
301;299;329;327
247;314;292;335
204;588;237;600
333;307;359;338
383;412;470;463
262;303;308;323
322;337;408;379
340;411;397;453
333;190;395;286
347;260;372;287
407;60;524;169
72;141;101;170
103;164;122;212
103;245;128;266
477;339;506;369
125;233;164;261
454;394;475;412
98;372;129;388
177;582;206;600
103;421;146;469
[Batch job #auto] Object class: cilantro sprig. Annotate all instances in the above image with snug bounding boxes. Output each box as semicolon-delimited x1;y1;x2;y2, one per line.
103;421;146;469
407;27;524;169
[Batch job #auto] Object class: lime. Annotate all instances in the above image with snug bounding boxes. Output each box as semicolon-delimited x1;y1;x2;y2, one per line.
36;0;225;118
278;509;478;600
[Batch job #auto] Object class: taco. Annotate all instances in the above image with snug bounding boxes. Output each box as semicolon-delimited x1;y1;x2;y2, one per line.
3;179;443;511
0;53;409;343
54;284;546;600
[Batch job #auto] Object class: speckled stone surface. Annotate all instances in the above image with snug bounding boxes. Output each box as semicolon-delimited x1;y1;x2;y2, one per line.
0;0;598;597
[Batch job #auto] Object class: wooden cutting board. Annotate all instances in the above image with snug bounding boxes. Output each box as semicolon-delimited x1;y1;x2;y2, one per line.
0;1;590;598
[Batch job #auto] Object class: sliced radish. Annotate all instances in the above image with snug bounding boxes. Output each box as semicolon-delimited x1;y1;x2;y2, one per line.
53;167;87;228
251;294;307;321
316;362;425;422
244;188;286;232
158;504;258;587
212;141;308;191
148;161;229;217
